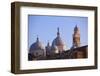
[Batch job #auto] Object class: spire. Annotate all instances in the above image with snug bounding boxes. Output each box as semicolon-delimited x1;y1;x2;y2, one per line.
57;27;60;36
36;35;39;42
46;41;51;51
73;25;80;47
74;25;79;32
74;25;80;34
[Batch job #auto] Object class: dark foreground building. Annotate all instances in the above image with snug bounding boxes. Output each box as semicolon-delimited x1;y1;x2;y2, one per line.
28;45;88;60
28;26;88;61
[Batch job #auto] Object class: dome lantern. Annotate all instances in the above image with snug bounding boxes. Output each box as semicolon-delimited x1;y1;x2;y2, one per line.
57;27;60;36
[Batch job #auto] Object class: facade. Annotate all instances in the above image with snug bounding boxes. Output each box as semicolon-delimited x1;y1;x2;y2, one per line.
28;26;88;60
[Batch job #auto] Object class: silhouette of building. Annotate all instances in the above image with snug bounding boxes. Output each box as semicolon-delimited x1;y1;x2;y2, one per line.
28;26;88;60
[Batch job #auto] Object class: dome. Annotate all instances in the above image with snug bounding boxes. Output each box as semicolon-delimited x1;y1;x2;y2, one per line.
52;36;64;46
51;45;58;51
52;27;64;46
29;37;45;52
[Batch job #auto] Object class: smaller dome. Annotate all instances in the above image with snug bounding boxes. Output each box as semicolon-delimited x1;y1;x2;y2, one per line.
46;42;50;47
46;42;51;51
51;45;58;51
29;37;45;52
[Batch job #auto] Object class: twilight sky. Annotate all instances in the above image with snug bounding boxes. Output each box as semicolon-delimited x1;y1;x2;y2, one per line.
28;15;88;49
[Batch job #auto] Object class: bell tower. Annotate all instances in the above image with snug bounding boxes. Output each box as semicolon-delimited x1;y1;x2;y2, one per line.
73;25;80;47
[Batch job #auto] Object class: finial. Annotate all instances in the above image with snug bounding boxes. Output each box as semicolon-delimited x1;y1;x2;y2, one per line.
57;27;60;36
36;35;39;42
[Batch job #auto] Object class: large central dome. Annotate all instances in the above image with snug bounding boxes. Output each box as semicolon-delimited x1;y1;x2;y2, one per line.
52;35;64;46
51;28;65;52
52;28;64;46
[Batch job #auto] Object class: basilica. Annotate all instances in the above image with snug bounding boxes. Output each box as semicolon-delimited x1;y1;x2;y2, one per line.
28;26;88;60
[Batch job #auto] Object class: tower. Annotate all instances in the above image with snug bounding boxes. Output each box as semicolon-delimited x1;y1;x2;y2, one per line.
45;41;51;55
73;25;80;47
